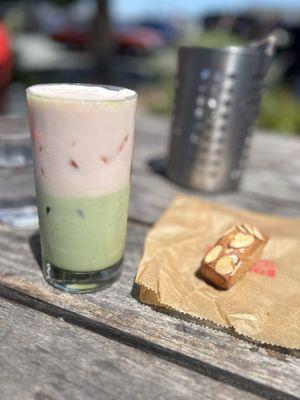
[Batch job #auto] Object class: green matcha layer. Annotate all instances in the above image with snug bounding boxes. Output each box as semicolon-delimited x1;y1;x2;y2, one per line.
37;185;130;272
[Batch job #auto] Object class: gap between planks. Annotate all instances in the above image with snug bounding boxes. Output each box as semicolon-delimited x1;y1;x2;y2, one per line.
0;284;298;400
0;297;263;400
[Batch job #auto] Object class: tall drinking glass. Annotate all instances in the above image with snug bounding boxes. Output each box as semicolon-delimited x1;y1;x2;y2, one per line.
27;84;137;293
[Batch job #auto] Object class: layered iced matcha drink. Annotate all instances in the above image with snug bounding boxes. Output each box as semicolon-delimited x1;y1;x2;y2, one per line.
27;84;137;293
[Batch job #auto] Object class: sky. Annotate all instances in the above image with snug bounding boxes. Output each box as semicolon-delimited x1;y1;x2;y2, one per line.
112;0;300;20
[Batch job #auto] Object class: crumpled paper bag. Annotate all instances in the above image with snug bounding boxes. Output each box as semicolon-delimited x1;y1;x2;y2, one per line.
135;194;300;349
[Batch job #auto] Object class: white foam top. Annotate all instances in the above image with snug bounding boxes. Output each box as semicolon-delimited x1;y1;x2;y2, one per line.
27;84;136;101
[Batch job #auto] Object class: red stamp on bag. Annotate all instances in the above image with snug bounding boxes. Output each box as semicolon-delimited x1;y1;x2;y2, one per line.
204;245;276;277
251;260;276;277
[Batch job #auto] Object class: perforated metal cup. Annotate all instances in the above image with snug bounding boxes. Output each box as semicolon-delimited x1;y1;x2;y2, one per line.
167;43;273;192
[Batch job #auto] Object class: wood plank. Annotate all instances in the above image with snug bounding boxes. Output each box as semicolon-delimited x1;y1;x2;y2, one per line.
0;110;299;400
0;298;260;400
129;169;300;227
0;169;35;206
241;132;300;202
0;224;299;400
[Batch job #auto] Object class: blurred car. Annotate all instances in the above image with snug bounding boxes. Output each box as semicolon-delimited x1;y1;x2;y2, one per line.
136;19;180;44
51;26;91;51
113;25;164;56
32;0;95;51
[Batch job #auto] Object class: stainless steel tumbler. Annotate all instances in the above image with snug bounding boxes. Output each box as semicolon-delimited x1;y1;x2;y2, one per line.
167;40;274;192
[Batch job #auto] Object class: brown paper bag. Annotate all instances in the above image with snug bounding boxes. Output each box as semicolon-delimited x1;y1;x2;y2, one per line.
136;194;300;349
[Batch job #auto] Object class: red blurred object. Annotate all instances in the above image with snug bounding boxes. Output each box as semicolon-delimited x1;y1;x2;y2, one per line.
0;22;13;110
51;26;91;51
113;27;164;55
0;23;12;84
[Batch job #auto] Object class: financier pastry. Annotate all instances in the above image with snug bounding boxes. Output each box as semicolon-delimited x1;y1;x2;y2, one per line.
199;224;268;289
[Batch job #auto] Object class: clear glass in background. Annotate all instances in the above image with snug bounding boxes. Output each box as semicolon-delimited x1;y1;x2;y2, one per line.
26;84;137;293
0;116;33;168
0;116;38;229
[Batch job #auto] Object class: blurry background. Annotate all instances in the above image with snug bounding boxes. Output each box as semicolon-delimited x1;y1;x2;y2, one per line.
0;0;300;134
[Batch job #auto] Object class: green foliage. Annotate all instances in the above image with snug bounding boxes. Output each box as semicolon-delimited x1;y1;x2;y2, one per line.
181;29;245;48
259;87;300;134
148;78;174;114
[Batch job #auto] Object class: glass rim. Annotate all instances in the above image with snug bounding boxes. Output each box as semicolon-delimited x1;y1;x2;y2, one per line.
26;83;137;103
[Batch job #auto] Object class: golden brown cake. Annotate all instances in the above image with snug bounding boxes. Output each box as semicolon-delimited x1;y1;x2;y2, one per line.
199;224;268;289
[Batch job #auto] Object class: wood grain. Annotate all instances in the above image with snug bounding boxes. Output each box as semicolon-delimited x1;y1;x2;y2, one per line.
1;298;262;400
0;113;300;399
129;169;300;228
0;224;299;399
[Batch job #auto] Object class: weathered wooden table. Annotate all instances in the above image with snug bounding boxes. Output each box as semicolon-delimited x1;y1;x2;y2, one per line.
0;113;299;400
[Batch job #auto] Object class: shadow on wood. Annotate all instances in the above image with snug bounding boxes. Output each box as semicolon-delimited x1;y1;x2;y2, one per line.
147;157;241;197
29;231;42;271
147;157;167;177
132;280;299;358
